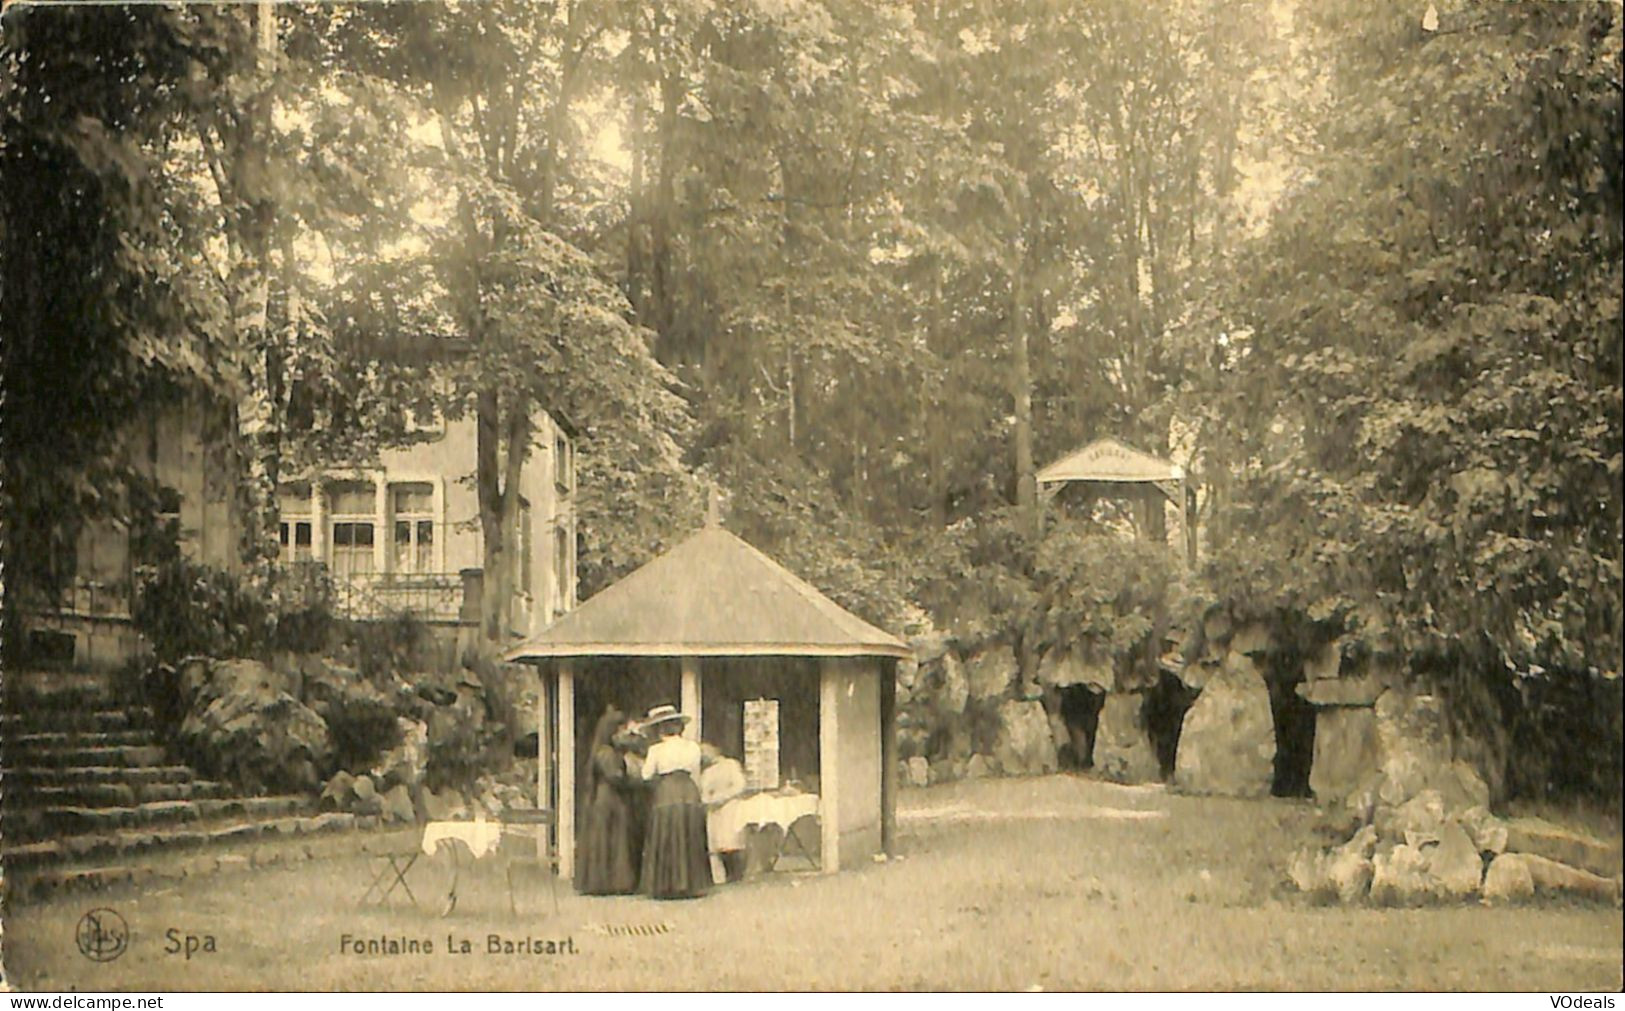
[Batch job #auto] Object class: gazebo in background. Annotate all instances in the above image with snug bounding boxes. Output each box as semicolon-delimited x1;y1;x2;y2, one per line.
504;524;911;882
1036;437;1196;566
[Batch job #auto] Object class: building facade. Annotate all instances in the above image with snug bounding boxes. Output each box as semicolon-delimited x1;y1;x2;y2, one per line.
26;395;576;670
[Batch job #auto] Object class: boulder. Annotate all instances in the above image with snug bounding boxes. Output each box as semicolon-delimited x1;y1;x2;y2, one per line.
1288;847;1330;897
380;783;417;823
176;658;334;794
928;757;963;785
1481;853;1536;903
1295;824;1379;902
904;756;930;789
965;754;992;780
1425;820;1486;898
991;699;1058;776
1372;690;1452;808
1297;677;1387;708
1370;843;1433;906
1504;818;1624;878
1308;706;1379;802
1173;670;1275;797
896;657;919;692
1520;853;1622;903
1037;648;1113;691
1458;806;1509;855
320;771;356;812
1439;760;1491;814
1176;660;1220;692
373;717;429;791
966;645;1018;701
1380;789;1446;847
1327;825;1379;902
1093;692;1160;784
422;786;468;821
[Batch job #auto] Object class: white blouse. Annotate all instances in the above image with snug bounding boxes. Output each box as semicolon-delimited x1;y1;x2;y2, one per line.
641;735;702;781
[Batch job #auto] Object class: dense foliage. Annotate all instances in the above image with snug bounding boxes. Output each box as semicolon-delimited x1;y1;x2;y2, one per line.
1184;2;1623;676
4;1;1618;800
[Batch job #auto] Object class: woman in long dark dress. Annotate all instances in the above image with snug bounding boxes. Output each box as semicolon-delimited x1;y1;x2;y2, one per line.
576;707;640;895
638;704;712;899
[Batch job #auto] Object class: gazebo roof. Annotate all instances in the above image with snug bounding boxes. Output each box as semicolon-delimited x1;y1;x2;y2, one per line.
1036;437;1185;485
504;526;912;661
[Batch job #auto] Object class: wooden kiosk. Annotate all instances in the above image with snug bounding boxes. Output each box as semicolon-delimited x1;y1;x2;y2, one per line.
504;524;911;883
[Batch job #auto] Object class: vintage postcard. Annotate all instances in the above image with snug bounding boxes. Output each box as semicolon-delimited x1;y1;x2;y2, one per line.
1;0;1620;994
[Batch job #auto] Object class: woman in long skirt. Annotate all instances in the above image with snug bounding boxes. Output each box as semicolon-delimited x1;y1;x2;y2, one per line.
637;704;712;899
576;707;640;895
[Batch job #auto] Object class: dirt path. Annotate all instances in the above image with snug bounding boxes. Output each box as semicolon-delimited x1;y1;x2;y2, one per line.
4;775;1620;991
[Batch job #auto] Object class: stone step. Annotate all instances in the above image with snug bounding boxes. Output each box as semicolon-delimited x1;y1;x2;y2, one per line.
1505;817;1624;878
2;671;122;707
6;796;314;843
5;729;160;750
3;779;234;810
7;744;170;769
1;764;197;788
2;807;351;870
0;707;155;733
10;821;417;902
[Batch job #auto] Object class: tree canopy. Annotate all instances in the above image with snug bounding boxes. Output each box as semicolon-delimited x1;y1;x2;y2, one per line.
4;0;1618;698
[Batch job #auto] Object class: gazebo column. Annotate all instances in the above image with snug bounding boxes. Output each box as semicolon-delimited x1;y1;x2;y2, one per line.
880;659;897;857
535;667;550;863
557;660;575;882
680;656;702;741
819;658;841;874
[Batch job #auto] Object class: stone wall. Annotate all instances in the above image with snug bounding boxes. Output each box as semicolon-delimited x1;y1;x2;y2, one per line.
897;634;1059;785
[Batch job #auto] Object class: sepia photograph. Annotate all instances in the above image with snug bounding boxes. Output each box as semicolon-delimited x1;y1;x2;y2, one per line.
0;0;1620;994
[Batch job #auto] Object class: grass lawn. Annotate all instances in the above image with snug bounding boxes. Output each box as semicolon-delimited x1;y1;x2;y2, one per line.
3;774;1620;991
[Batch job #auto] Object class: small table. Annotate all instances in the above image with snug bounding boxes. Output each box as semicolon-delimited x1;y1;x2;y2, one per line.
729;792;821;872
422;811;557;916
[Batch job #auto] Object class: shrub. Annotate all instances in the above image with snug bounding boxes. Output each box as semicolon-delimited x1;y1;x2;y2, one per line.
132;557;274;664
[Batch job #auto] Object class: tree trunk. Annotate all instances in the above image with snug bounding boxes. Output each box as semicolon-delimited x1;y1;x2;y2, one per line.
232;1;281;584
475;390;502;642
1010;233;1036;531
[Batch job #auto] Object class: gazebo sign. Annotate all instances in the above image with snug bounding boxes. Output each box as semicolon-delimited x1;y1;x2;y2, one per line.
743;698;781;791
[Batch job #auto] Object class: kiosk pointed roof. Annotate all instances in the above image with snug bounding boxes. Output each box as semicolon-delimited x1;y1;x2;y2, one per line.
504;526;911;661
1036;437;1185;485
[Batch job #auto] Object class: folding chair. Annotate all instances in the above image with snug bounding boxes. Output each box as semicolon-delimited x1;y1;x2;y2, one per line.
780;813;822;871
498;808;559;916
360;849;420;908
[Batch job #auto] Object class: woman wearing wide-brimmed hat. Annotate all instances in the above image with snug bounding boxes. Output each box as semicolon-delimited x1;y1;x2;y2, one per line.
637;704;713;899
575;706;641;895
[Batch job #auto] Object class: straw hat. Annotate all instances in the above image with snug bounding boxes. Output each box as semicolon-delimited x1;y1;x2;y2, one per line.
640;704;690;731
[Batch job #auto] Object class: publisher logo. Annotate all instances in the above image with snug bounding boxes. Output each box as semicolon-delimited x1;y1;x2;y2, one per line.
76;908;129;962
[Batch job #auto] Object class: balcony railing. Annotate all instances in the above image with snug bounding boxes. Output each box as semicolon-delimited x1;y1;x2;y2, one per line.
277;562;465;621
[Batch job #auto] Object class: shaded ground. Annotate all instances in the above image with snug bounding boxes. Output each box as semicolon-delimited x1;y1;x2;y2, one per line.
4;775;1621;991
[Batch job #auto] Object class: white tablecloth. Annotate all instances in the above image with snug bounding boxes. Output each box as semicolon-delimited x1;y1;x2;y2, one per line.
728;796;819;838
421;819;505;860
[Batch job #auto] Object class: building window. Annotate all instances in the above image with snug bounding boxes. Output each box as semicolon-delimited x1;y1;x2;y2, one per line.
277;483;312;565
554;435;572;494
519;501;533;597
404;401;444;438
391;482;435;574
328;481;376;577
553;523;571;614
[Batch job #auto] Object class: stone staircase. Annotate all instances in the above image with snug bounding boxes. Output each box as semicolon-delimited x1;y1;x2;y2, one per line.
0;670;367;897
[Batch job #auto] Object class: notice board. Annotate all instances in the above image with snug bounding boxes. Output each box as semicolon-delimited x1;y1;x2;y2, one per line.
743;698;780;791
